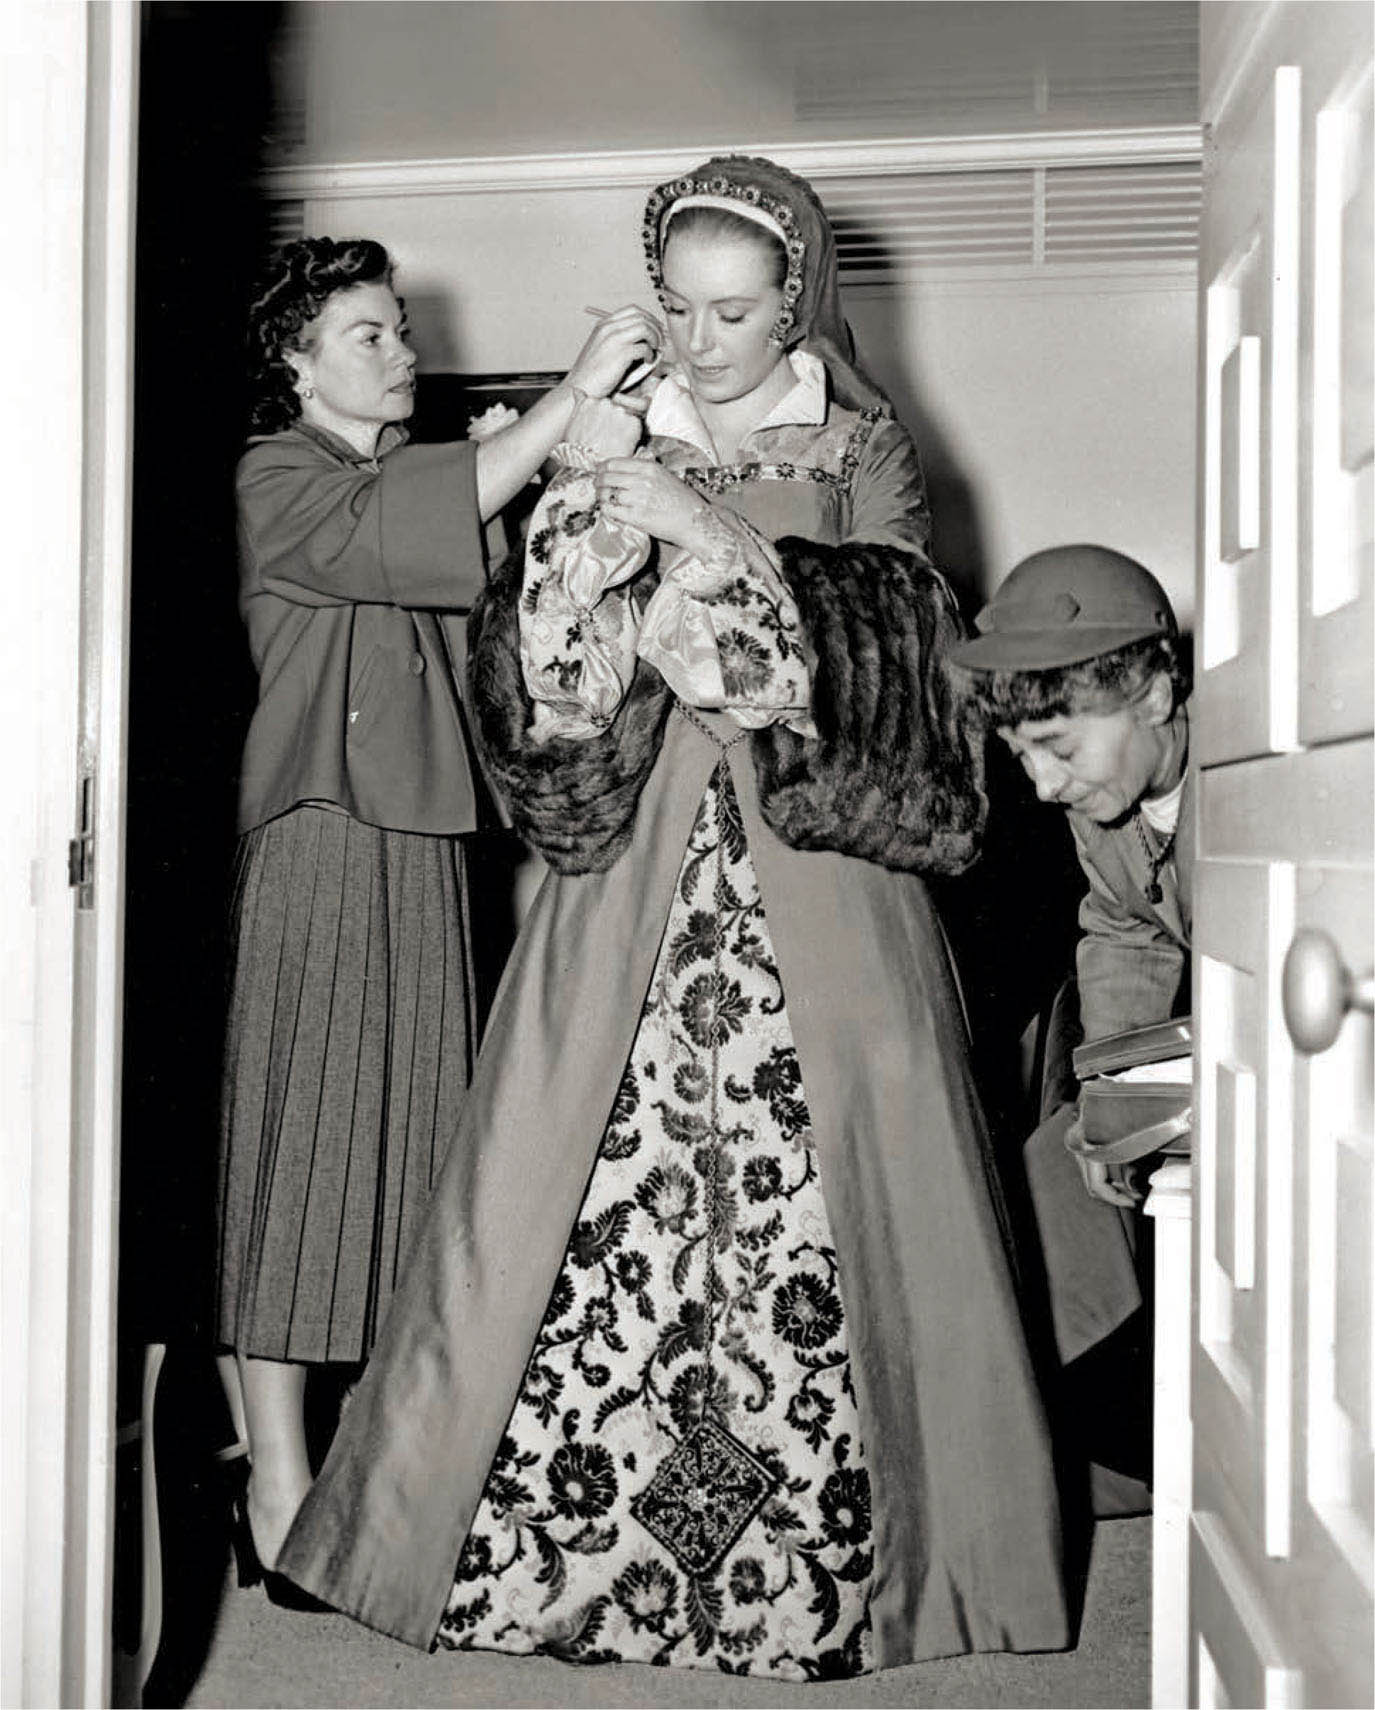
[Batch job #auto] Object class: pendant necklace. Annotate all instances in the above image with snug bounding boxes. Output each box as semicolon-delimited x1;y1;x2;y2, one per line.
1134;813;1177;905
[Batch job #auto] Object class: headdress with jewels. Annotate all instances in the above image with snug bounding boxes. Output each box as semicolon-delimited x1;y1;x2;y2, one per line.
643;154;891;414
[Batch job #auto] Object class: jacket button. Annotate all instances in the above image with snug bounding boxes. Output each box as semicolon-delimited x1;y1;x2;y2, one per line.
409;651;426;676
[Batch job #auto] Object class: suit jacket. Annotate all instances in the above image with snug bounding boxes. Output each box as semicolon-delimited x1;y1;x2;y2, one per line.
235;421;493;836
1068;720;1193;1043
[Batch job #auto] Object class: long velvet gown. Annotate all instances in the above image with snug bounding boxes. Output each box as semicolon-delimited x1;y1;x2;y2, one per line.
277;359;1070;1678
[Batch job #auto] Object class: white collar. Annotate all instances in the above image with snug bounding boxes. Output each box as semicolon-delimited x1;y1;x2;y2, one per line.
645;349;829;458
1140;772;1185;836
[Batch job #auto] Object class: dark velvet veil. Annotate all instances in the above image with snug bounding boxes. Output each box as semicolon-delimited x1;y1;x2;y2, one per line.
643;154;891;415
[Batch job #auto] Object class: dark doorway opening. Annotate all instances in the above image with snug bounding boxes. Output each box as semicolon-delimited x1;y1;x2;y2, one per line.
117;7;289;1700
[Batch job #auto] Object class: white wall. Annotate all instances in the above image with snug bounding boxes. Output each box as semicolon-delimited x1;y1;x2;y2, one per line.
848;279;1197;618
302;183;1197;619
300;2;795;161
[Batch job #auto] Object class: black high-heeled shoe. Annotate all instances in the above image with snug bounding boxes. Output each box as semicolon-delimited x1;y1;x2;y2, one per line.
228;1484;332;1613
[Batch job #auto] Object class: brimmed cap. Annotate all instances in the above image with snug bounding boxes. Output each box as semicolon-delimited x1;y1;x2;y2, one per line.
949;544;1177;671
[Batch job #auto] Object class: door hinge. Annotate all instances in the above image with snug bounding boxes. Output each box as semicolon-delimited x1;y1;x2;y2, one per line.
68;771;95;909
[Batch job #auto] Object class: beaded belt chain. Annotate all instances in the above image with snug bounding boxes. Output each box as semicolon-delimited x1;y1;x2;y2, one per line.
629;744;778;1573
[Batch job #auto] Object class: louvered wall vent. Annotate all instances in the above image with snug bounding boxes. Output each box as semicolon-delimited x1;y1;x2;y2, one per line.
824;158;1199;279
1043;163;1200;263
260;158;1199;280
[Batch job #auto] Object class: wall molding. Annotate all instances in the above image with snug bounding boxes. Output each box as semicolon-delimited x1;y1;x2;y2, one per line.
262;124;1204;201
844;260;1198;298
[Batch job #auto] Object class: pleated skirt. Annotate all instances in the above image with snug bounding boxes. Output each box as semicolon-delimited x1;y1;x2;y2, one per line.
215;804;476;1363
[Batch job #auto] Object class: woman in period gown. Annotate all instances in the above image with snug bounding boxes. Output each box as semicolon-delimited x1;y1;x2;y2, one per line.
277;155;1070;1680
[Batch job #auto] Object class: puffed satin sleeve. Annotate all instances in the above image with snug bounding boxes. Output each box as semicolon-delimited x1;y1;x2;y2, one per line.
519;446;651;742
519;450;815;740
846;413;933;559
635;506;815;736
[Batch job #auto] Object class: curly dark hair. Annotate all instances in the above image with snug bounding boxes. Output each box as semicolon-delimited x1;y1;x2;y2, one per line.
246;237;394;433
949;634;1190;730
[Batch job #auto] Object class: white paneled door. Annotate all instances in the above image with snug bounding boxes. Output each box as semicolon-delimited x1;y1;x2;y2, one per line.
1194;3;1373;1706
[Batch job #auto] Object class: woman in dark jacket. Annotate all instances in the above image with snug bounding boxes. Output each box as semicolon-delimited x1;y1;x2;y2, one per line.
217;236;657;1586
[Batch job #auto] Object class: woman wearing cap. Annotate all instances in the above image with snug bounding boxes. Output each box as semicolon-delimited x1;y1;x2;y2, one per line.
276;161;1069;1677
948;543;1192;1514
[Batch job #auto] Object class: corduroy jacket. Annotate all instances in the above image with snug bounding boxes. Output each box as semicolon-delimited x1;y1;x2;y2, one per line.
235;420;494;836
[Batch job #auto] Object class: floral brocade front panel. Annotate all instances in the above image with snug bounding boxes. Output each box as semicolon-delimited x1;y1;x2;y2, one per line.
436;764;874;1681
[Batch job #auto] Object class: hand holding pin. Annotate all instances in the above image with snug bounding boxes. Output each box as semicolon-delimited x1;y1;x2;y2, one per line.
584;305;665;391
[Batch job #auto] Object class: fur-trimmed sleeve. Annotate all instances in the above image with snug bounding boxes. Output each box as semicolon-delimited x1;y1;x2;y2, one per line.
467;553;673;874
749;540;987;875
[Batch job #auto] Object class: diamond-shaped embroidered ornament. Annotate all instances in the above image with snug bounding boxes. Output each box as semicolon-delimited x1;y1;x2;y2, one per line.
631;1417;777;1576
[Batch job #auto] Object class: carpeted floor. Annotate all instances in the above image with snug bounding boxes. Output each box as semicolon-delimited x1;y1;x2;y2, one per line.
171;1517;1148;1709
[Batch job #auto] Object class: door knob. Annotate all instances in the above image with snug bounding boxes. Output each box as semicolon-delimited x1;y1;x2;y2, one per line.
1281;928;1375;1055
